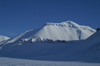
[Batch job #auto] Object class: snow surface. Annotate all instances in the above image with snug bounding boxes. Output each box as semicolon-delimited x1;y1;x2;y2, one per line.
65;30;100;55
0;57;100;66
56;30;100;63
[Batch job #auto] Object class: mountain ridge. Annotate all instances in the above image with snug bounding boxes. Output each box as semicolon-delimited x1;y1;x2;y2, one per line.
4;21;96;44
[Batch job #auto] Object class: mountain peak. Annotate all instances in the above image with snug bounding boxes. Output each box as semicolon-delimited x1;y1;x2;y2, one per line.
63;20;78;25
43;21;95;32
62;21;80;27
63;20;75;23
43;20;80;28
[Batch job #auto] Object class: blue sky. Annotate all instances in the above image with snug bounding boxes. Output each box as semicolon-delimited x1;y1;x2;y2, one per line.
0;0;100;38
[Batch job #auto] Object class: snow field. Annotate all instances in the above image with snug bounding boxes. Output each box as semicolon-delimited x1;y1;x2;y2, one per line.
0;57;100;66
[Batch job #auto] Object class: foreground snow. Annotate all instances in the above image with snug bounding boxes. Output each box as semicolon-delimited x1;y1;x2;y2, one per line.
0;57;100;66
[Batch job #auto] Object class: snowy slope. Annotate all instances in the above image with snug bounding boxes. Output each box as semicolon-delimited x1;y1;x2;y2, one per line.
5;21;95;44
65;30;100;54
0;57;100;66
0;41;78;58
57;30;100;62
0;35;9;42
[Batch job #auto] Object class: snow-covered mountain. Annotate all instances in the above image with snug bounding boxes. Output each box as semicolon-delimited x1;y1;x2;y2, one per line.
5;21;95;44
0;35;9;42
0;21;99;63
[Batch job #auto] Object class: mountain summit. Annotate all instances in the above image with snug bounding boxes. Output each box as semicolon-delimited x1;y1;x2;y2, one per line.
6;21;95;44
